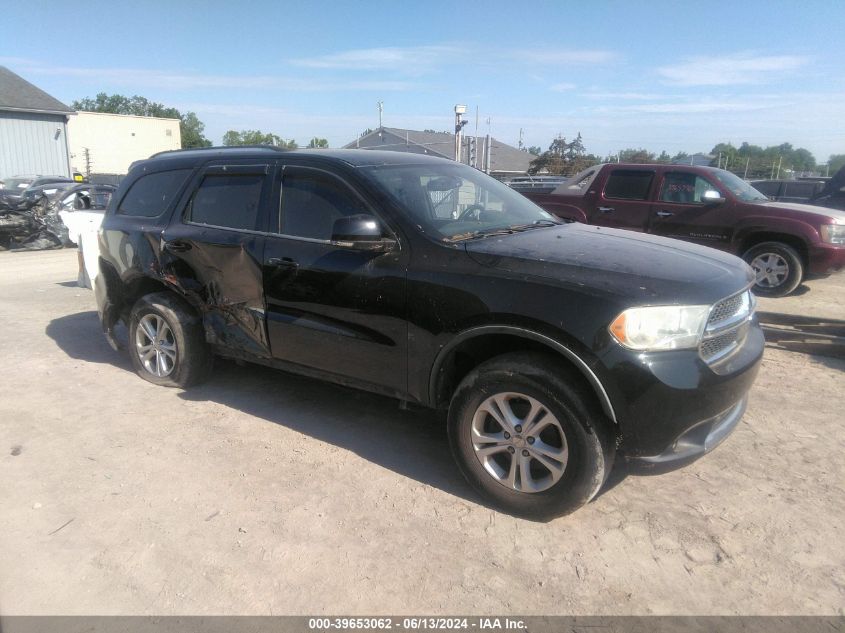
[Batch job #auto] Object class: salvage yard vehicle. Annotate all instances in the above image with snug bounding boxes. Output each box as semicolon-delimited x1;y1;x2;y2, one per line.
520;163;845;297
57;184;116;287
96;148;763;519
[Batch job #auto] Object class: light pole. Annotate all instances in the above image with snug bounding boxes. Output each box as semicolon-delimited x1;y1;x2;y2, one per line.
454;104;468;162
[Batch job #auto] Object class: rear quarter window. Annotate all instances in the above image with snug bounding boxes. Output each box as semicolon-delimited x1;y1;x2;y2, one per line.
604;170;655;200
117;169;192;217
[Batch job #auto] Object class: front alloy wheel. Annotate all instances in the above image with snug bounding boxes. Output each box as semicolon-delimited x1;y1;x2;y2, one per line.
471;392;568;493
447;352;613;520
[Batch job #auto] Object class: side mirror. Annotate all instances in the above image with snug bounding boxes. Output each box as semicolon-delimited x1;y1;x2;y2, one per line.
702;190;726;205
331;214;396;252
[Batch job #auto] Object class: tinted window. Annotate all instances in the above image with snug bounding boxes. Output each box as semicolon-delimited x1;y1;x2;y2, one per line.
659;172;717;204
604;170;654;200
782;182;817;198
280;170;371;240
118;169;191;217
186;174;265;231
752;181;779;197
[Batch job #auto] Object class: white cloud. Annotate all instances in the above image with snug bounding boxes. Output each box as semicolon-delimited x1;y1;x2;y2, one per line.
657;53;809;86
514;50;617;65
550;83;576;92
579;92;664;100
1;58;415;92
290;46;461;71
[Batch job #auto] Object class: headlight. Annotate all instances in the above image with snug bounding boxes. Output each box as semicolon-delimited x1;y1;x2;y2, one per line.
820;224;845;245
610;305;710;351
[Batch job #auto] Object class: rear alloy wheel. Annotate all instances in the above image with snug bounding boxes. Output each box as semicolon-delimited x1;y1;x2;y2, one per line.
742;241;803;297
128;292;212;387
448;352;614;520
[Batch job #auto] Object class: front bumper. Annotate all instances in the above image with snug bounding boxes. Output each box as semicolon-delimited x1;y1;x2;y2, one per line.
627;396;746;465
598;323;764;461
807;243;845;275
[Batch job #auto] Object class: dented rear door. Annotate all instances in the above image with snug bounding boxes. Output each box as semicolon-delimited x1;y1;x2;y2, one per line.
159;161;273;358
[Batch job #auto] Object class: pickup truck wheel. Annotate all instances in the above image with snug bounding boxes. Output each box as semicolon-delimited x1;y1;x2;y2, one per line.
447;352;613;520
742;242;803;297
128;292;212;387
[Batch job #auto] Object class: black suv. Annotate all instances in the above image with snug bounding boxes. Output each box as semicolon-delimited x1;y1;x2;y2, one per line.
96;147;764;519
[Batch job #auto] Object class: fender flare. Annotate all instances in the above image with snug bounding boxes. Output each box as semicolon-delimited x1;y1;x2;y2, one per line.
429;325;617;423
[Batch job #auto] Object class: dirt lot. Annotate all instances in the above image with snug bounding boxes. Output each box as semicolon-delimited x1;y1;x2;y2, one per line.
0;249;843;615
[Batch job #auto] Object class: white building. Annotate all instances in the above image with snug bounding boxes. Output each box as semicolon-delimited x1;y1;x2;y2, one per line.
68;111;181;176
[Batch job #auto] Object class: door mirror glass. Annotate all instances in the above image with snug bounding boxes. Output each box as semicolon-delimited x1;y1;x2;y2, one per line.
702;190;726;204
331;214;395;252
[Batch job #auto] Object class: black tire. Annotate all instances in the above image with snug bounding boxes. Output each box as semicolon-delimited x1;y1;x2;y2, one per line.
128;292;212;387
447;352;615;520
742;241;803;297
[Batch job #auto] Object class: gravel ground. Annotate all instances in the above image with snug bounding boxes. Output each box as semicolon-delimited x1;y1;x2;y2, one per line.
0;249;843;615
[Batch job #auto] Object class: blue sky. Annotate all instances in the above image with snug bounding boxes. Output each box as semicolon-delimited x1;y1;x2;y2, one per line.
3;0;844;163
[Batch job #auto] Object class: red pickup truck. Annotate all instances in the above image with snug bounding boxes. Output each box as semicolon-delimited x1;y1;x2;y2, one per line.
521;163;845;297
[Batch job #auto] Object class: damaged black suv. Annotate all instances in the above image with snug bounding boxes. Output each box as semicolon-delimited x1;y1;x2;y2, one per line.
96;147;763;519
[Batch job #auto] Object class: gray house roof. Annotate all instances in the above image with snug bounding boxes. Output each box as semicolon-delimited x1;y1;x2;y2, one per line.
344;126;532;175
0;66;74;116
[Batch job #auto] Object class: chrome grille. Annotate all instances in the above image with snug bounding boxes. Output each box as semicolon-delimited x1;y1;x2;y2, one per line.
700;329;740;360
700;290;754;363
709;294;745;326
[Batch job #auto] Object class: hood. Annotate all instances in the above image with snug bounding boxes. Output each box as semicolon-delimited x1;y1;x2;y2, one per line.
756;200;845;223
464;223;754;305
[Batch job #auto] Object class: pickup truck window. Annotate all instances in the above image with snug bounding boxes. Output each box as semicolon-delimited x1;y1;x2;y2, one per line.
187;173;264;231
659;172;714;204
280;168;371;240
711;170;769;203
604;170;654;200
783;182;818;198
118;169;191;217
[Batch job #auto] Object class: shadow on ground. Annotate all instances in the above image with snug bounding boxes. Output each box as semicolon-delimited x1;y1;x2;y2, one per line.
46;310;648;519
758;311;845;363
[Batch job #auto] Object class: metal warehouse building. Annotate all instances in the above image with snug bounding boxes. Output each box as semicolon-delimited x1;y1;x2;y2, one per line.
0;66;74;180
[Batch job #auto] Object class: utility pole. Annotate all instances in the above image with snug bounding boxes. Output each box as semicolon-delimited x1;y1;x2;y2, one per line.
377;101;384;129
474;106;480;169
776;156;783;179
518;128;524;151
454;105;468;162
744;156;750;179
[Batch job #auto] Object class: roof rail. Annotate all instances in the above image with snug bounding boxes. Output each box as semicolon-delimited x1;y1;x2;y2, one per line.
149;145;293;159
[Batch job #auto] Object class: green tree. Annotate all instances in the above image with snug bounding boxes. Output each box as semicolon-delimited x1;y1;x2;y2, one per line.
618;148;656;163
827;154;845;175
656;151;671;163
527;146;542;156
222;130;297;148
528;134;600;175
72;92;212;148
307;137;329;148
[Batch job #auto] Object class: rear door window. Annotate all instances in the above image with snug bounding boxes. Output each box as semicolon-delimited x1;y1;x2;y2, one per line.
604;170;655;200
186;172;266;231
118;169;191;217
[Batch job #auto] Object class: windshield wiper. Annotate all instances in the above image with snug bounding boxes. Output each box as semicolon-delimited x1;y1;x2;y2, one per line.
443;220;561;243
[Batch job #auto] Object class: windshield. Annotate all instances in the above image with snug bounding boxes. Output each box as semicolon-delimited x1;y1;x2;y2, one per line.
1;177;33;190
362;162;559;241
710;169;769;203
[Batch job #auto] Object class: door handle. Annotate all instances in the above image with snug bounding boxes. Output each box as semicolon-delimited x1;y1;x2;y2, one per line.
267;257;298;269
163;240;191;252
656;210;674;217
598;206;614;213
